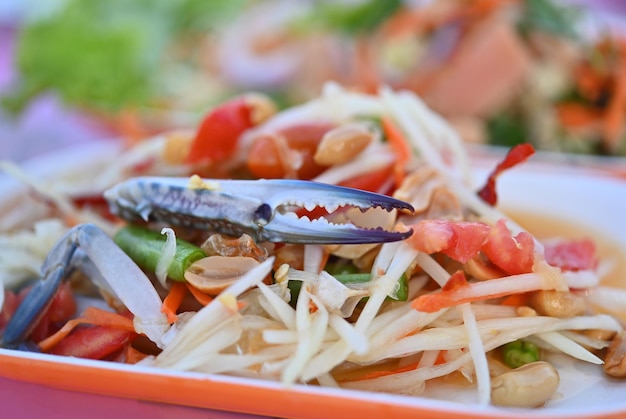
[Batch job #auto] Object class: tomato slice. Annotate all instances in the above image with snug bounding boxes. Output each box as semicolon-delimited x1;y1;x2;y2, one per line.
21;282;77;343
407;219;491;263
481;219;535;275
247;122;333;179
0;290;19;330
49;325;136;360
46;281;77;323
185;96;255;165
544;239;597;271
339;165;395;193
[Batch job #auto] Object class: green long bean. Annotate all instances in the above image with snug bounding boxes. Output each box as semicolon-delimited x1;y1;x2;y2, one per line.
114;225;206;282
502;340;540;368
288;272;408;308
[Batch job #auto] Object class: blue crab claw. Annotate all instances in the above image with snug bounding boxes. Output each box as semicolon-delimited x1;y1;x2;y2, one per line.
104;176;414;244
1;224;168;350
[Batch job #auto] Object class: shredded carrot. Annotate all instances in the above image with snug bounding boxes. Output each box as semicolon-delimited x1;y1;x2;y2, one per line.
62;215;80;227
161;281;188;323
413;287;517;313
499;292;530;307
308;299;319;314
458;0;514;21
116;108;150;146
575;62;606;102
38;318;83;352
353;38;380;93
435;350;448;365
186;283;214;306
344;348;450;382
350;360;421;381
379;8;428;38
412;273;542;313
382;116;412;187
570;37;626;151
82;307;135;330
410;271;532;313
38;307;134;352
556;102;602;129
124;345;149;364
603;48;626;151
317;251;330;274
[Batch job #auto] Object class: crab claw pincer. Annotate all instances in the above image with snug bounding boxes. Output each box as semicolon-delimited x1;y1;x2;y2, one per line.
104;177;414;244
1;224;168;350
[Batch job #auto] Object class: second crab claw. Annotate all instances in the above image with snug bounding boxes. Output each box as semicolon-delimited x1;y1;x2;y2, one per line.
104;176;414;244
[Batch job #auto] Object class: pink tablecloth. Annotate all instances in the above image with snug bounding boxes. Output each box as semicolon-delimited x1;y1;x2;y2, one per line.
0;376;266;419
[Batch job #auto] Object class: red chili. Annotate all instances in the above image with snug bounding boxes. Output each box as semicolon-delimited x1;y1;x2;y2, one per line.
477;143;535;205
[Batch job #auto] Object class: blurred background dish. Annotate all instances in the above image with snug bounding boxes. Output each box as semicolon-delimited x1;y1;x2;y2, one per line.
1;0;626;162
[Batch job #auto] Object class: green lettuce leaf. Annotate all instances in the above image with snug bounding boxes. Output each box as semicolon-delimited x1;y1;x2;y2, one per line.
2;0;244;114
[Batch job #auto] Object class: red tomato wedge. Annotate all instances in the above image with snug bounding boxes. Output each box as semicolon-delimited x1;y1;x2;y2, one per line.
338;164;395;193
0;290;20;331
247;122;334;179
481;219;535;275
407;219;491;263
544;239;598;271
185;96;256;165
49;325;136;360
26;282;77;343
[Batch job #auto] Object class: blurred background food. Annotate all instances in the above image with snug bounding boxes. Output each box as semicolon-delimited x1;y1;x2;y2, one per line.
1;0;626;159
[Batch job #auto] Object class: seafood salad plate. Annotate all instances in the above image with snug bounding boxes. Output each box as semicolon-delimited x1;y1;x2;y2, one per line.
0;85;625;419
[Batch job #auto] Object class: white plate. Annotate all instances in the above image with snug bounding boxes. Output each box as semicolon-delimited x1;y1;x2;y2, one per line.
0;142;625;419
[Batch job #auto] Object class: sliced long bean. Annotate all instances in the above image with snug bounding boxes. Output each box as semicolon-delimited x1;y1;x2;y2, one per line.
114;225;206;282
288;272;408;309
335;273;409;301
326;261;408;301
501;339;540;368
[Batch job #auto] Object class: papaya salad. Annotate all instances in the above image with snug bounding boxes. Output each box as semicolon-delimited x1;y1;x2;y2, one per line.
1;84;625;409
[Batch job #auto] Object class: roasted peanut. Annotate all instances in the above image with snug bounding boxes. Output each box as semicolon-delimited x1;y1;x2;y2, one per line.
163;130;194;165
584;328;616;342
423;187;463;220
491;361;560;407
244;93;277;125
603;332;626;378
313;122;374;165
515;305;538;317
465;256;506;281
528;290;586;318
393;166;441;213
184;256;261;294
